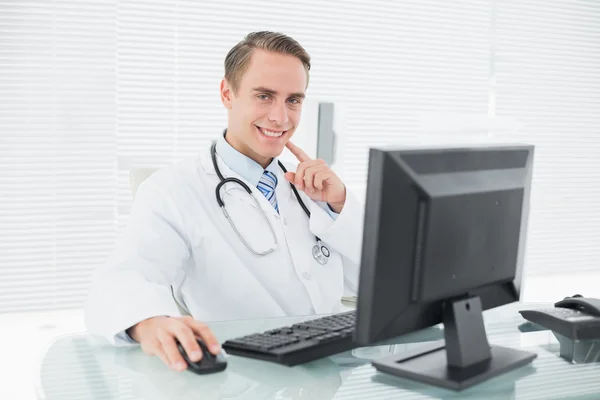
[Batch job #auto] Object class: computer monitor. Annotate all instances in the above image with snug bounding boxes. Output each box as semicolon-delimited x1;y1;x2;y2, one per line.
354;144;536;391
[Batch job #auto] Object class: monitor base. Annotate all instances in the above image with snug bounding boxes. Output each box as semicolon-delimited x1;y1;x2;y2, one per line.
372;296;537;391
372;341;536;391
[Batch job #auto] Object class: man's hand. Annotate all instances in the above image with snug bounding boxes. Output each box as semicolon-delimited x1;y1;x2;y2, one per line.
284;141;346;213
127;316;221;372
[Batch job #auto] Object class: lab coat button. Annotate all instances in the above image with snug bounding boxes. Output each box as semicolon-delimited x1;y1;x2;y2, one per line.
283;218;288;226
302;272;311;280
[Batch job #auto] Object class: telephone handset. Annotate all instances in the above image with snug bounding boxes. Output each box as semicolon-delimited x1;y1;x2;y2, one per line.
519;295;600;340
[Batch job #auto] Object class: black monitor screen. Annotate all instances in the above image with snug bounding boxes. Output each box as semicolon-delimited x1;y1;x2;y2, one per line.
354;145;534;346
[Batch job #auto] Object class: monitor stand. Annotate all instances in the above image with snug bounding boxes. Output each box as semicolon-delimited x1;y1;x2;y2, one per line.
371;296;537;391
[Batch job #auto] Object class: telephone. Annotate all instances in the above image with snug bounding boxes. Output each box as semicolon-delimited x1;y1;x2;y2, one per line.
519;295;600;340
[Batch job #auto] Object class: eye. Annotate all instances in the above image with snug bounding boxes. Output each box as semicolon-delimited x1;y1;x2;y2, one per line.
288;97;301;104
257;94;271;100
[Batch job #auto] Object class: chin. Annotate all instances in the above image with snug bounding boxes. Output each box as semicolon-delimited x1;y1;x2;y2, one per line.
256;145;284;159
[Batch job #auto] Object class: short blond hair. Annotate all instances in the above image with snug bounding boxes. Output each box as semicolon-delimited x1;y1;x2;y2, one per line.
224;31;311;93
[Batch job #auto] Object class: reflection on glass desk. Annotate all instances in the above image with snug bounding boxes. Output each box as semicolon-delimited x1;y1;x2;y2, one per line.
36;303;600;400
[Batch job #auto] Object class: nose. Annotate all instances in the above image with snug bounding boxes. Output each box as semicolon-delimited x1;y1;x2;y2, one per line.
268;100;289;126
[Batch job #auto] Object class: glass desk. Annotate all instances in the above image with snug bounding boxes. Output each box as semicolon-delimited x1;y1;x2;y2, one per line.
35;303;600;399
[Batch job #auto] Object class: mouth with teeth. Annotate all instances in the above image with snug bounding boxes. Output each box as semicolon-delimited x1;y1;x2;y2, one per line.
255;124;287;139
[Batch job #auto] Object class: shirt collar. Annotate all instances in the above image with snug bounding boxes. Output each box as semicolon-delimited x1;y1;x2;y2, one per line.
215;131;280;187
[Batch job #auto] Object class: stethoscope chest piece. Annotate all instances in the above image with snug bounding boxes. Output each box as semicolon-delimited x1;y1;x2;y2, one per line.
312;241;330;265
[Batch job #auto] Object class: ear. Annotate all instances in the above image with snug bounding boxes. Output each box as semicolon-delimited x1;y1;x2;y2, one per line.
220;79;233;109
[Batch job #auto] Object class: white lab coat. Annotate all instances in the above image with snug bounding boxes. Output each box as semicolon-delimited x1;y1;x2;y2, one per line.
84;146;364;345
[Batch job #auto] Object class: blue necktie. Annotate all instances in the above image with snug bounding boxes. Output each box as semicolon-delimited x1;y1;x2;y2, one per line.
257;170;279;213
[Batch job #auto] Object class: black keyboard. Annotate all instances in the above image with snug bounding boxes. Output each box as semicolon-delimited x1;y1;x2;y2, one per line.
221;311;357;366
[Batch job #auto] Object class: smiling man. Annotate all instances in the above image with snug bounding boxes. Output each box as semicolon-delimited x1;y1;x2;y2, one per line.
85;31;363;373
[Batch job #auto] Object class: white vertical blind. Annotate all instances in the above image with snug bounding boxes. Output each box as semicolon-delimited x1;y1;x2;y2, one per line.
0;1;116;312
1;0;598;312
493;0;600;274
115;0;226;230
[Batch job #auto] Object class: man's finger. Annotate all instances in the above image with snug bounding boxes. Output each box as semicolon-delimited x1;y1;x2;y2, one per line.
157;329;187;371
188;320;221;355
140;337;160;356
286;141;311;163
294;159;323;190
284;172;296;183
303;167;316;193
303;165;328;193
170;320;203;362
153;343;174;370
314;169;333;190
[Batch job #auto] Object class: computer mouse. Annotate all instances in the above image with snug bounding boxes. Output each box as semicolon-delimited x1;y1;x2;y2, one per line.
564;294;583;299
176;338;227;375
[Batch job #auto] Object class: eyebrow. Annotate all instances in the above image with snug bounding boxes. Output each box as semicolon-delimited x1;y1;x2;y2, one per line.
252;86;306;99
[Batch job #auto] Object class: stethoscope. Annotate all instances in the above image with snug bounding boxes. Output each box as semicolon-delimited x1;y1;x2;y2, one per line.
211;139;331;265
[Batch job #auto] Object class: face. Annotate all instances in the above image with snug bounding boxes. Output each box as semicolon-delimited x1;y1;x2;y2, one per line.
220;48;307;167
